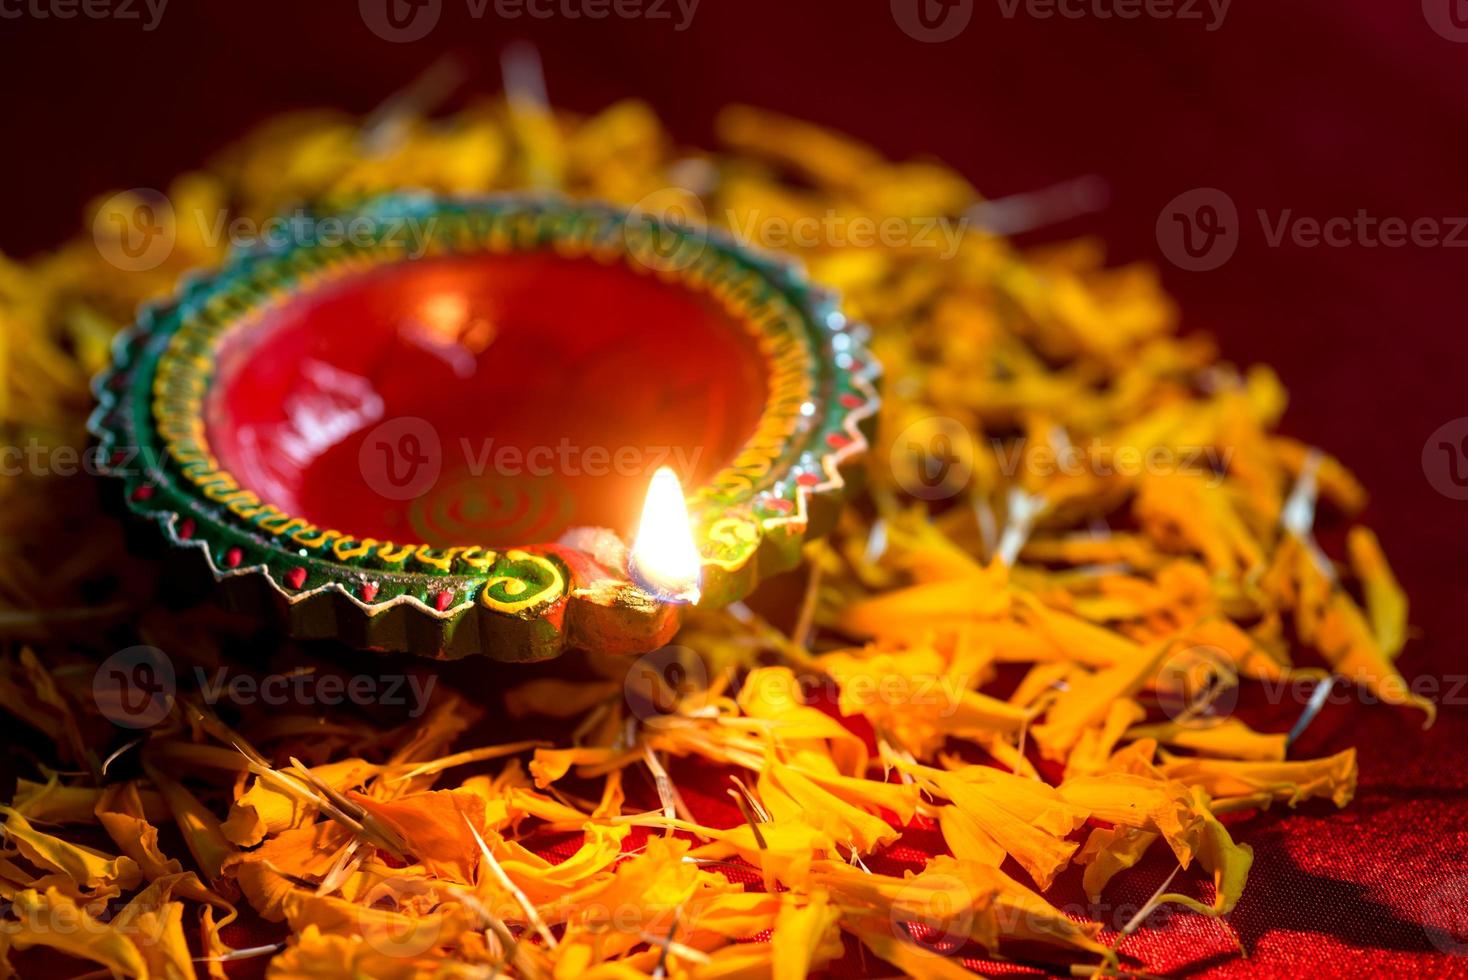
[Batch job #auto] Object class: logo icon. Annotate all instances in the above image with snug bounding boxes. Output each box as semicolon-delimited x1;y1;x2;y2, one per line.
889;874;973;956
357;880;448;957
1424;0;1468;41
1423;417;1468;501
624;188;708;273
625;645;708;728
360;0;441;42
92;190;176;272
890;416;975;500
1425;876;1468;955
1156;188;1239;271
891;0;974;42
359;417;442;501
1155;644;1239;725
93;646;176;729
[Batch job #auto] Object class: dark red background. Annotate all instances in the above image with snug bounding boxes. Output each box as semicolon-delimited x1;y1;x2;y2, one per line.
3;1;1467;975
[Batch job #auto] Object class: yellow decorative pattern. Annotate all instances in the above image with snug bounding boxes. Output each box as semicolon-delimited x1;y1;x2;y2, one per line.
481;550;566;615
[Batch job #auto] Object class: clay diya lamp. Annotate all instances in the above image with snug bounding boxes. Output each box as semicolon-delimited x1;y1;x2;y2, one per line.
90;194;879;661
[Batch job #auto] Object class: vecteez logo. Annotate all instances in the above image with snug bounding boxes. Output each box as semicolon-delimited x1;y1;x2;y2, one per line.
359;416;443;501
890;416;975;501
892;0;975;42
1424;876;1468;954
0;0;169;30
1158;189;1468;271
1423;0;1468;42
1156;187;1239;271
361;0;700;39
360;0;442;42
1155;645;1239;724
623;187;708;272
93;646;176;729
92;189;176;272
1424;418;1468;501
625;645;709;728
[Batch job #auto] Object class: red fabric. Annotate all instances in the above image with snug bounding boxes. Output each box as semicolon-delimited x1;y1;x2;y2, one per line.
5;2;1467;976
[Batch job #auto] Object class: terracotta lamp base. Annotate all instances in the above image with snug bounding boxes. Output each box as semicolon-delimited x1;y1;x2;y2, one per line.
90;194;878;660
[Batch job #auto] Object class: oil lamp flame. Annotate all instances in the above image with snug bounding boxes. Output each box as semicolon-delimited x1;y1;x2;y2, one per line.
628;467;702;604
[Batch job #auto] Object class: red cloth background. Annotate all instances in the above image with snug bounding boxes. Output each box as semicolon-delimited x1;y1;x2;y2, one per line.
3;1;1467;975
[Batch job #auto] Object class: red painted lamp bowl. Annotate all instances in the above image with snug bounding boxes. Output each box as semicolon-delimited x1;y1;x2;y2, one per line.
90;194;878;660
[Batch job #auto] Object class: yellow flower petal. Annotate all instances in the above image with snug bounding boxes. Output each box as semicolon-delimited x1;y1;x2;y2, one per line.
0;805;139;895
4;887;150;979
1159;748;1358;808
1075;826;1160;902
1347;526;1408;658
770;890;842;980
1126;717;1287;762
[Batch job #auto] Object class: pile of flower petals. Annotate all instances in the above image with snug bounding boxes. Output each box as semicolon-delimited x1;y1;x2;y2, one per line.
0;94;1425;979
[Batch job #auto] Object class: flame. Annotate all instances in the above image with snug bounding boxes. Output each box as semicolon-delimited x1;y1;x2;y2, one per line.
628;467;702;604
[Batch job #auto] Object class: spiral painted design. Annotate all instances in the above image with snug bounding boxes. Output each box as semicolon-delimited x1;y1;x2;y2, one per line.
408;472;574;548
481;550;567;615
